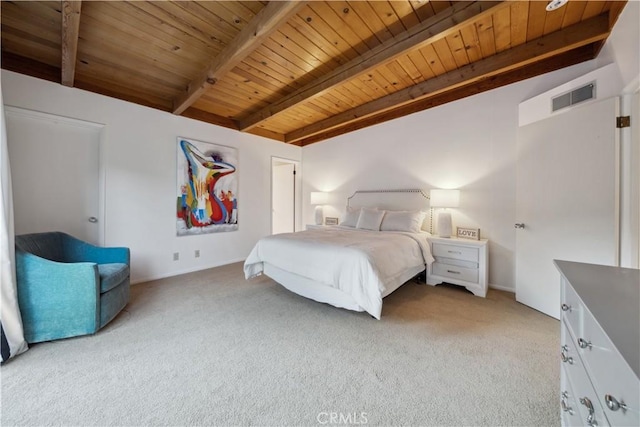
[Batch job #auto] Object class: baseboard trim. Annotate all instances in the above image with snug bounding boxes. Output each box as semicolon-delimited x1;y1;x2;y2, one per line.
132;268;518;293
489;283;515;293
131;257;246;285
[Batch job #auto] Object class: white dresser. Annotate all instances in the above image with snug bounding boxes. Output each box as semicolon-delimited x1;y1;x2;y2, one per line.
555;260;640;427
426;236;488;297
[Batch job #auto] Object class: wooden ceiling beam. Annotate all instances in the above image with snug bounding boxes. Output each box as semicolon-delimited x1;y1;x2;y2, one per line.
172;1;306;115
246;127;286;143
238;1;508;131
285;13;611;143
180;108;239;131
296;44;597;146
61;1;82;87
1;51;61;84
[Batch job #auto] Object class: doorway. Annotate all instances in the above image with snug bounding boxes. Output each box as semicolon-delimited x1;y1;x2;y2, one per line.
271;157;300;234
5;107;104;244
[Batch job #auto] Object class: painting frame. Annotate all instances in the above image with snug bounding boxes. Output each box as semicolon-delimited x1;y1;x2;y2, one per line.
176;137;238;236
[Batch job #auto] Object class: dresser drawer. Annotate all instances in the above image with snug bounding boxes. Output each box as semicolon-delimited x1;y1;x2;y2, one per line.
577;308;640;426
562;322;610;427
556;261;640;427
561;276;583;339
561;365;583;427
432;262;478;283
432;243;478;262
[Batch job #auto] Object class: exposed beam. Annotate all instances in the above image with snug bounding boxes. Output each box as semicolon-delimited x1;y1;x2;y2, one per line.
285;13;610;143
180;108;239;131
180;108;286;141
296;45;597;146
238;1;507;131
61;1;82;87
1;51;61;84
172;1;306;115
246;127;286;142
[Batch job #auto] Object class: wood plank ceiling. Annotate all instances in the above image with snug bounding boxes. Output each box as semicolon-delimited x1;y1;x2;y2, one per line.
1;1;627;145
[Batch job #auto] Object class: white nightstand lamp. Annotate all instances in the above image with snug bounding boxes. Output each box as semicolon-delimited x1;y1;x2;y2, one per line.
430;189;460;238
310;191;328;225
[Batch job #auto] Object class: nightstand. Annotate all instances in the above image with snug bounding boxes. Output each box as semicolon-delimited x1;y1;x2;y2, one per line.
426;236;489;297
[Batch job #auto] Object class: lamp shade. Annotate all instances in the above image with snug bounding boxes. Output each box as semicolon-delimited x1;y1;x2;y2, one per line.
310;191;328;205
429;189;460;208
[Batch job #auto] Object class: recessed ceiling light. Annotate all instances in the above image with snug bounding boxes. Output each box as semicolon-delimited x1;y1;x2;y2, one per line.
546;0;569;12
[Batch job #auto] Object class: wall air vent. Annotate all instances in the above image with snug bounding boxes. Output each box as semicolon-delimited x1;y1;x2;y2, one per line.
551;82;596;112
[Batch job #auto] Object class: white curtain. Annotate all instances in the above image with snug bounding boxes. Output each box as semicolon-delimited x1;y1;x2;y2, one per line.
0;84;28;361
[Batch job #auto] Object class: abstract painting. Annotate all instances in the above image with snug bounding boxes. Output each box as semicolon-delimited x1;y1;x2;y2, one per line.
176;137;238;235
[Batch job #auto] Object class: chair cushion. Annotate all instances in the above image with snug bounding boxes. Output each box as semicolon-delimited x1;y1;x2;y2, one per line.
98;263;130;293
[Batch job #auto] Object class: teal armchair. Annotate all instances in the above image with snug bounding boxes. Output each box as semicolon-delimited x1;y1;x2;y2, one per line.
15;232;130;343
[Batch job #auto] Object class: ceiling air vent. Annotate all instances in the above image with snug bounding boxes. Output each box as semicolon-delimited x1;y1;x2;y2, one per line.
552;82;596;112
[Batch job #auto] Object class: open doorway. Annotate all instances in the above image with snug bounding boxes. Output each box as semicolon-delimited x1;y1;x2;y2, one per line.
271;157;301;234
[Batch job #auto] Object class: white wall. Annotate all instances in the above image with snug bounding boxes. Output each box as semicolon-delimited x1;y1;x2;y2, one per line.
301;0;639;291
596;1;640;94
301;62;593;291
2;2;637;289
1;70;301;283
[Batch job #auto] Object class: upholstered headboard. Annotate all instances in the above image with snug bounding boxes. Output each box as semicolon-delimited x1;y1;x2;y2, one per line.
346;189;433;233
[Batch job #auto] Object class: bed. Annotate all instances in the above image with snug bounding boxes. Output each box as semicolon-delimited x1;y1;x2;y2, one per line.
244;189;435;319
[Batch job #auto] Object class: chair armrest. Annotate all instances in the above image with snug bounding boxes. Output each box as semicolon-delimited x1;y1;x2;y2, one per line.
15;250;100;338
63;234;130;265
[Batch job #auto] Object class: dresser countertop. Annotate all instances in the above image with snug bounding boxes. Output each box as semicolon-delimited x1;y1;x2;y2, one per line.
554;260;640;378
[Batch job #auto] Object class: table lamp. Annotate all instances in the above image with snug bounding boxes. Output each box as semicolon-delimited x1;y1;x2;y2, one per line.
429;189;460;238
310;192;328;225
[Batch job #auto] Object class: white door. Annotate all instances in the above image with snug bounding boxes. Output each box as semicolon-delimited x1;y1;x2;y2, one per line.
272;160;296;234
6;109;102;244
515;97;619;319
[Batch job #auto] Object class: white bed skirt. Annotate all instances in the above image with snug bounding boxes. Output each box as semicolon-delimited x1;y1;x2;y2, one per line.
263;263;424;318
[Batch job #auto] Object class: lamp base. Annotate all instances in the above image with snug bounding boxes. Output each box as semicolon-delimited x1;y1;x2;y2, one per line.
437;211;453;238
314;205;324;225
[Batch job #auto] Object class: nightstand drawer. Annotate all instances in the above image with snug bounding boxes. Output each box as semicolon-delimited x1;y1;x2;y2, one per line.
432;262;478;283
432;243;478;262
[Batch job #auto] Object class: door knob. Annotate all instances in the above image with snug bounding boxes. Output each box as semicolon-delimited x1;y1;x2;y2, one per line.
88;217;98;223
514;223;525;229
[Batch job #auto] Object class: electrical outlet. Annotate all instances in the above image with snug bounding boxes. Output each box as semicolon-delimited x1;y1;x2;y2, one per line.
173;252;179;261
195;250;200;258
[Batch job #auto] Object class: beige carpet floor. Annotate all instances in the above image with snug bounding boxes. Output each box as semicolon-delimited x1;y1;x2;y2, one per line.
1;262;560;426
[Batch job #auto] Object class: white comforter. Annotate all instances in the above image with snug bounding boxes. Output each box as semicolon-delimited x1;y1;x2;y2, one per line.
244;227;435;318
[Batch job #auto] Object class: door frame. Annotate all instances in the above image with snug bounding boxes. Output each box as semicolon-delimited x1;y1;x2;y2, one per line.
271;156;301;234
5;106;106;245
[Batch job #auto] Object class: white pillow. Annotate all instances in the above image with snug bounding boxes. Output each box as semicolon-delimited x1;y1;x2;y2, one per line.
356;208;385;231
339;206;360;228
380;210;426;233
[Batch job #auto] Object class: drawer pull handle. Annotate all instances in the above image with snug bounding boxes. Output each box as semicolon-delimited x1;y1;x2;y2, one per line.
561;395;574;415
561;347;573;364
446;270;461;274
604;394;627;412
561;303;572;312
580;397;598;426
447;250;462;255
578;338;593;350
